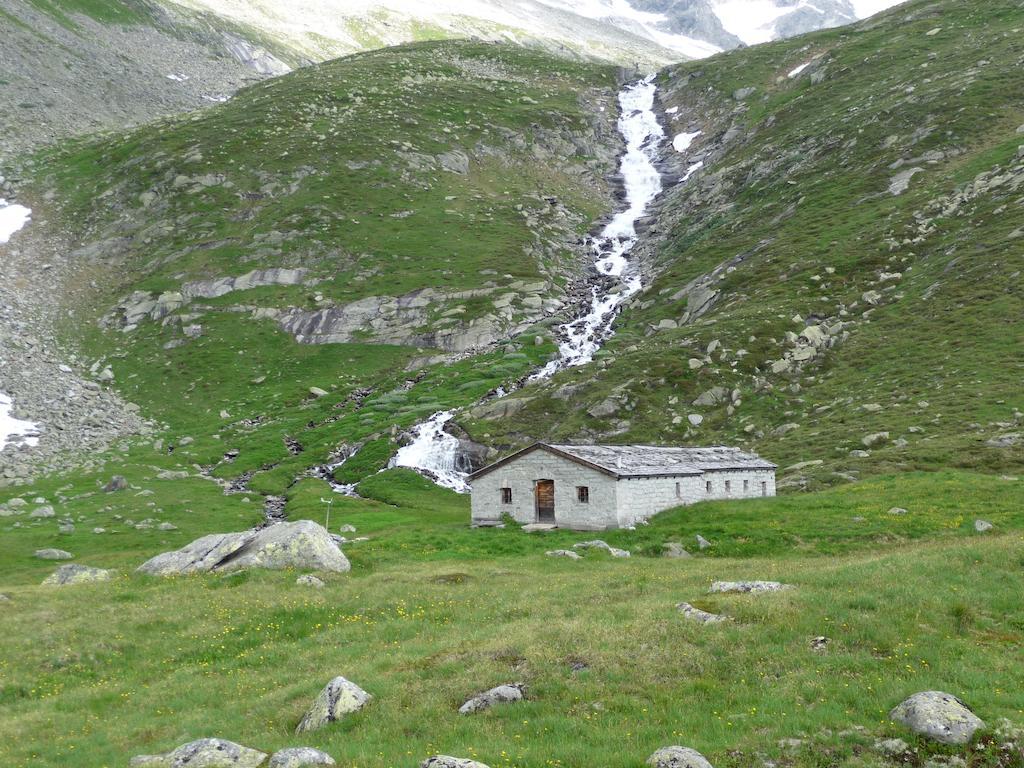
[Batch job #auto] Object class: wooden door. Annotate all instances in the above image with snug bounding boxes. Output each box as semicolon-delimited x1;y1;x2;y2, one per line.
535;479;555;523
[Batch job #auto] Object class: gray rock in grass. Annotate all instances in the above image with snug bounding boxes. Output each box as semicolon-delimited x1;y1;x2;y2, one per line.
458;683;526;714
295;676;372;733
889;691;985;745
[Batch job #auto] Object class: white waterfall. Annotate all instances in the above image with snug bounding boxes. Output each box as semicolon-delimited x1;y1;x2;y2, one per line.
387;77;666;493
391;410;470;492
531;76;664;380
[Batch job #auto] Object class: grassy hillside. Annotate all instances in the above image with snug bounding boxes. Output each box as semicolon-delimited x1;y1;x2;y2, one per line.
471;0;1024;489
17;40;618;495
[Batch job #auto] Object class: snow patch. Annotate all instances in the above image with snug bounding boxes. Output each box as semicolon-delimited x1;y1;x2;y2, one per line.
166;72;190;82
682;160;704;181
788;62;811;78
0;199;31;244
0;393;40;451
672;130;702;153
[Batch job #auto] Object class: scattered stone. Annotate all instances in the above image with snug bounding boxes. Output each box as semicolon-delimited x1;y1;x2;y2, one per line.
296;676;372;733
138;520;350;575
572;540;630;558
677;602;728;624
309;387;328;398
59;523;75;534
546;549;582;560
420;758;490;768
30;505;55;518
662;542;691;559
268;747;337;768
874;738;910;757
296;574;325;587
521;523;556;532
157;470;189;480
42;564;114;586
889;691;985;745
34;548;73;560
695;534;711;550
687;414;703;427
459;683;526;714
810;636;829;652
130;738;267;768
338;524;356;533
974;519;993;533
104;475;128;492
646;746;713;768
888;507;908;516
158;522;178;531
709;581;792;594
862;432;890;448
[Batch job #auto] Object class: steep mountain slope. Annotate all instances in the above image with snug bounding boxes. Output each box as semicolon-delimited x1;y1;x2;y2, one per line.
0;0;294;156
473;0;1024;489
0;0;908;157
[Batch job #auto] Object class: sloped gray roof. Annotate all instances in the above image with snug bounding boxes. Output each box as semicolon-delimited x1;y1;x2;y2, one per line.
470;443;775;480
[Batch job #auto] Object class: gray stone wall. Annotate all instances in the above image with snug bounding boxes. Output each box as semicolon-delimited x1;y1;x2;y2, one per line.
615;474;704;527
470;450;619;530
702;468;776;501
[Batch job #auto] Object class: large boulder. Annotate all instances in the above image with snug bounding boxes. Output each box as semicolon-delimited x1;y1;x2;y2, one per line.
647;746;714;768
421;758;490;768
42;564;114;586
138;521;350;576
458;683;525;714
295;676;372;733
889;691;985;745
268;747;336;768
129;738;266;767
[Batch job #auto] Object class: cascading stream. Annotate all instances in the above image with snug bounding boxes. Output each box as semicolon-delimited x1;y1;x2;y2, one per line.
378;77;667;494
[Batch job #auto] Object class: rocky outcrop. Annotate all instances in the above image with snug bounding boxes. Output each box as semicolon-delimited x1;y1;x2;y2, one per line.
129;738;267;768
274;283;555;354
42;564;114;586
458;683;525;714
709;581;792;594
295;676;372;733
889;691;986;745
137;520;350;576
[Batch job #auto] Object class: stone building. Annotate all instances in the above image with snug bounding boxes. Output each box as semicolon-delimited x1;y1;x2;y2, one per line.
469;443;776;530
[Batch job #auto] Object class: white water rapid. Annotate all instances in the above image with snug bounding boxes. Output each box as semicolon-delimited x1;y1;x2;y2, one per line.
386;77;666;493
392;410;471;492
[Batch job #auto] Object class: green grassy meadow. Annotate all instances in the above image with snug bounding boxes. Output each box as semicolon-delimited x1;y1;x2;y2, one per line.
2;469;1023;768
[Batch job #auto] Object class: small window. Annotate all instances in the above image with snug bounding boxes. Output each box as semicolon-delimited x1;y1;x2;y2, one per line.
706;480;712;494
744;479;749;492
761;481;767;497
577;486;590;503
675;482;681;499
725;480;731;494
500;487;512;504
